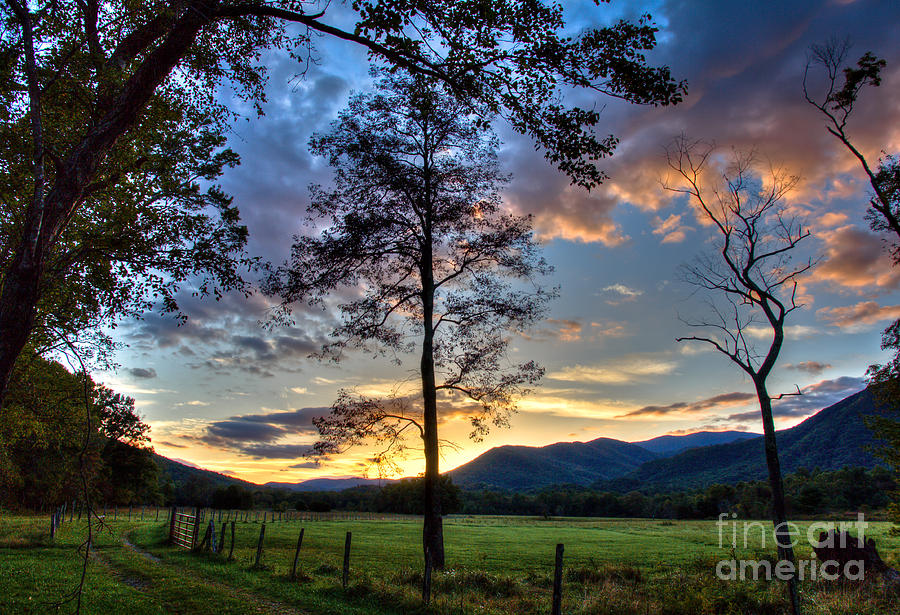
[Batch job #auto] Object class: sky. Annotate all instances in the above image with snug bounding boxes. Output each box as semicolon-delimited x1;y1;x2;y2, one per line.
96;0;900;485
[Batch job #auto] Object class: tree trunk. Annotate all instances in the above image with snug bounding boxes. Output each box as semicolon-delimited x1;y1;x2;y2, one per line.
755;380;801;615
419;223;444;569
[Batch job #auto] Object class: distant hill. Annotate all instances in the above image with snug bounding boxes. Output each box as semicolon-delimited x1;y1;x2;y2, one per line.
633;430;759;456
448;437;659;490
606;388;883;491
265;477;392;492
154;453;255;489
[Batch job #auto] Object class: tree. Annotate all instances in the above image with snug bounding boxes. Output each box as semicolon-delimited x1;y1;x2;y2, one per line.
804;40;900;527
0;351;157;509
664;138;813;615
265;71;553;570
0;0;684;408
803;40;897;244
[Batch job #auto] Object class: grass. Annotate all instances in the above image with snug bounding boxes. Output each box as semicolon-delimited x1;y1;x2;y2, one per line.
2;511;900;614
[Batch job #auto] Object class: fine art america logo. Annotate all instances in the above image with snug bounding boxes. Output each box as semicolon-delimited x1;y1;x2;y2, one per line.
715;513;869;581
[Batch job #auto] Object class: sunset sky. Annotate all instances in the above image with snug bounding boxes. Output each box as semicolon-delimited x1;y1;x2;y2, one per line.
95;0;900;485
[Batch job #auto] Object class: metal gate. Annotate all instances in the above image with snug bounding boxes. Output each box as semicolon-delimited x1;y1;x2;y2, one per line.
169;508;198;550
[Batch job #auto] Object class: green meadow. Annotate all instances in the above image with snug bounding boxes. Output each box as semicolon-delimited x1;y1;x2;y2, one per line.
2;513;899;614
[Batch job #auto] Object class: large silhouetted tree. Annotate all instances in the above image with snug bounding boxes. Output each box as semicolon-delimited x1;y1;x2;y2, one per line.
665;138;813;615
265;72;553;570
0;0;685;409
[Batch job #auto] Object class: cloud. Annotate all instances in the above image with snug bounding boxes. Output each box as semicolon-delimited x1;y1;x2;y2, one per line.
603;284;643;298
662;425;753;436
784;361;831;375
289;461;321;469
128;367;157;379
813;226;900;294
619;391;755;417
524;318;584;342
194;407;329;457
549;356;678;385
652;213;694;243
494;0;900;244
205;420;286;444
241;443;315;459
817;301;900;331
744;325;820;340
722;376;865;422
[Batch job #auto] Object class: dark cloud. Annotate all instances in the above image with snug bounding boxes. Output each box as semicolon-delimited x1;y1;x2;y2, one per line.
620;391;755;417
195;407;327;458
205;420;286;444
128;367;157;379
289;461;321;469
722;376;865;422
157;440;187;449
126;289;328;377
238;407;329;429
242;443;315;460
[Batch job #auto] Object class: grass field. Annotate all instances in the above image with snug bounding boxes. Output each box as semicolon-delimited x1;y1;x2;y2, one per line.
2;512;899;614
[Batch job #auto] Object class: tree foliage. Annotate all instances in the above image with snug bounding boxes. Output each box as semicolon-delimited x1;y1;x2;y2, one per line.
0;0;684;405
0;351;158;509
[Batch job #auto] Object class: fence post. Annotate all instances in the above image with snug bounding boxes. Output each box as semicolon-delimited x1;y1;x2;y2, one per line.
422;547;433;606
168;506;177;543
342;531;352;589
191;507;200;550
228;521;236;561
254;523;266;567
552;543;564;615
290;528;305;580
219;522;227;554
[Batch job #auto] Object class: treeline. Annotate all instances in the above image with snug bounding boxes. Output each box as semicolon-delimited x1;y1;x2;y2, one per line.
1;353;161;510
455;466;894;519
176;467;893;519
174;476;462;514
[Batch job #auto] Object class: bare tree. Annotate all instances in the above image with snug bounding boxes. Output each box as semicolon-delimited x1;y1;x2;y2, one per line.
664;137;813;615
806;40;900;530
265;71;553;571
804;39;898;244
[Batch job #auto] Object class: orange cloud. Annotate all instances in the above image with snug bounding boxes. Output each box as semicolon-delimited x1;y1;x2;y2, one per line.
812;225;900;294
817;301;900;331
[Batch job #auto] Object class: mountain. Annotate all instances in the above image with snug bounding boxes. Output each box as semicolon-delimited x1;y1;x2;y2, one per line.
633;430;759;456
264;477;392;492
154;453;256;489
448;437;659;490
606;388;883;491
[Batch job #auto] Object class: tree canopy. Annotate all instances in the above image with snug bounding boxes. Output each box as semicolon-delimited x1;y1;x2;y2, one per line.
0;0;684;405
